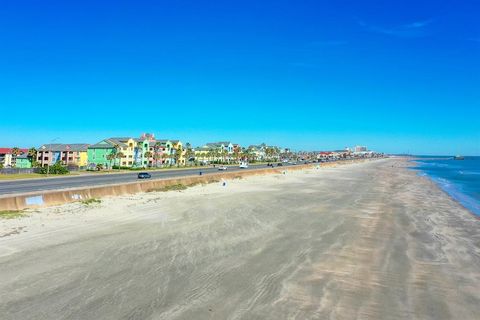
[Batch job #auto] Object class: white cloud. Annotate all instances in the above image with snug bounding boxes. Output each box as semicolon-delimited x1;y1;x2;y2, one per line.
359;19;434;38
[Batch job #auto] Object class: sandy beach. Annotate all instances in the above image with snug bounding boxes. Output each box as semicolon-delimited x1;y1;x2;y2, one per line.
0;158;479;319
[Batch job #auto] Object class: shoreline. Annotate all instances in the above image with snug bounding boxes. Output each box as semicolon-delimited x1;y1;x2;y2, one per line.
407;157;480;218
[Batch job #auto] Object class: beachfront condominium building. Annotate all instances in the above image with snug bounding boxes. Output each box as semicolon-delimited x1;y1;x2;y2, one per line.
87;139;118;168
170;140;185;166
193;146;211;163
248;144;267;161
147;139;184;166
88;134;185;168
87;138;137;168
196;142;235;162
134;133;156;167
37;144;89;167
207;142;234;154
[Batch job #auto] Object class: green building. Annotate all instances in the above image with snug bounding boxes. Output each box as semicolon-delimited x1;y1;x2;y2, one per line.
15;153;32;168
87;139;118;169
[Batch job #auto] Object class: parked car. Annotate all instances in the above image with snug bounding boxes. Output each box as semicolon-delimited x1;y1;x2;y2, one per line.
137;172;151;179
218;166;228;171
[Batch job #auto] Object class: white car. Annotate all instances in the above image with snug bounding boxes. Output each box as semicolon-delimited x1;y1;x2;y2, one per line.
239;162;249;169
218;166;228;171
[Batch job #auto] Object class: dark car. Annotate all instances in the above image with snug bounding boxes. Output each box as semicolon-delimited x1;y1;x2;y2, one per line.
137;172;151;179
277;162;283;166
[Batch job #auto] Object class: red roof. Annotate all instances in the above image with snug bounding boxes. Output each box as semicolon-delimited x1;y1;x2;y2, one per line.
0;148;29;154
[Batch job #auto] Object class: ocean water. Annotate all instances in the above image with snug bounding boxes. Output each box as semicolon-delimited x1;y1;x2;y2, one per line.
411;156;480;216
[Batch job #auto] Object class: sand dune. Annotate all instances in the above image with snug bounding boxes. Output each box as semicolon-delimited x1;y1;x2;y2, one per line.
0;158;479;319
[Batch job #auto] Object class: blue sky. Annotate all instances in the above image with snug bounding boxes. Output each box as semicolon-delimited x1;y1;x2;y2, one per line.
1;0;479;155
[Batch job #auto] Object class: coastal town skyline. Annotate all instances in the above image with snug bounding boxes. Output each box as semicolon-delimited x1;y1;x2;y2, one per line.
1;0;478;155
1;132;476;156
0;131;378;169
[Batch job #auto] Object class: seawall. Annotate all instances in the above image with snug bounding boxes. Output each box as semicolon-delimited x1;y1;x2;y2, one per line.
0;161;361;211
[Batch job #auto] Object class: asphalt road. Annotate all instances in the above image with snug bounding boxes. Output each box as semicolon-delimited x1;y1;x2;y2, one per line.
0;163;296;196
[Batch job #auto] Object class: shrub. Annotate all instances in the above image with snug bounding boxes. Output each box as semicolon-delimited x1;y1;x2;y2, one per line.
39;162;69;175
81;198;102;205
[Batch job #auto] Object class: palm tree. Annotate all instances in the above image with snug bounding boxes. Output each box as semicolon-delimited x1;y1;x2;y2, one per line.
214;149;221;163
184;143;193;166
27;147;37;159
161;153;168;166
106;153;116;169
144;151;153;167
153;142;161;167
233;148;240;163
221;149;228;164
112;144;124;169
116;152;125;168
11;147;20;168
153;152;161;167
176;145;184;166
241;148;251;162
27;147;38;166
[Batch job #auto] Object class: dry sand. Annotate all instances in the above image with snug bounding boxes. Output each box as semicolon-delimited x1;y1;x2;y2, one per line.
0;158;479;320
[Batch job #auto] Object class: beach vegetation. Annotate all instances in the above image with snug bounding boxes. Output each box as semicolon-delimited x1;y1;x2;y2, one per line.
147;184;188;192
0;210;27;219
81;198;102;205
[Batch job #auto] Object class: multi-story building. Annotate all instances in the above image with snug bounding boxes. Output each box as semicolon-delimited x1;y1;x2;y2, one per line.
204;142;234;154
248;144;267;161
193;146;211;163
134;133;156;167
199;142;235;162
0;148;29;168
152;140;174;165
15;153;32;168
37;144;89;167
354;146;367;152
87;139;118;168
170;140;185;165
149;139;184;166
88;134;185;168
87;138;136;168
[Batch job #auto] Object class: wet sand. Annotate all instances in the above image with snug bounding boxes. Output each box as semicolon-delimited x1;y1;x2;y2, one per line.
0;158;479;319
